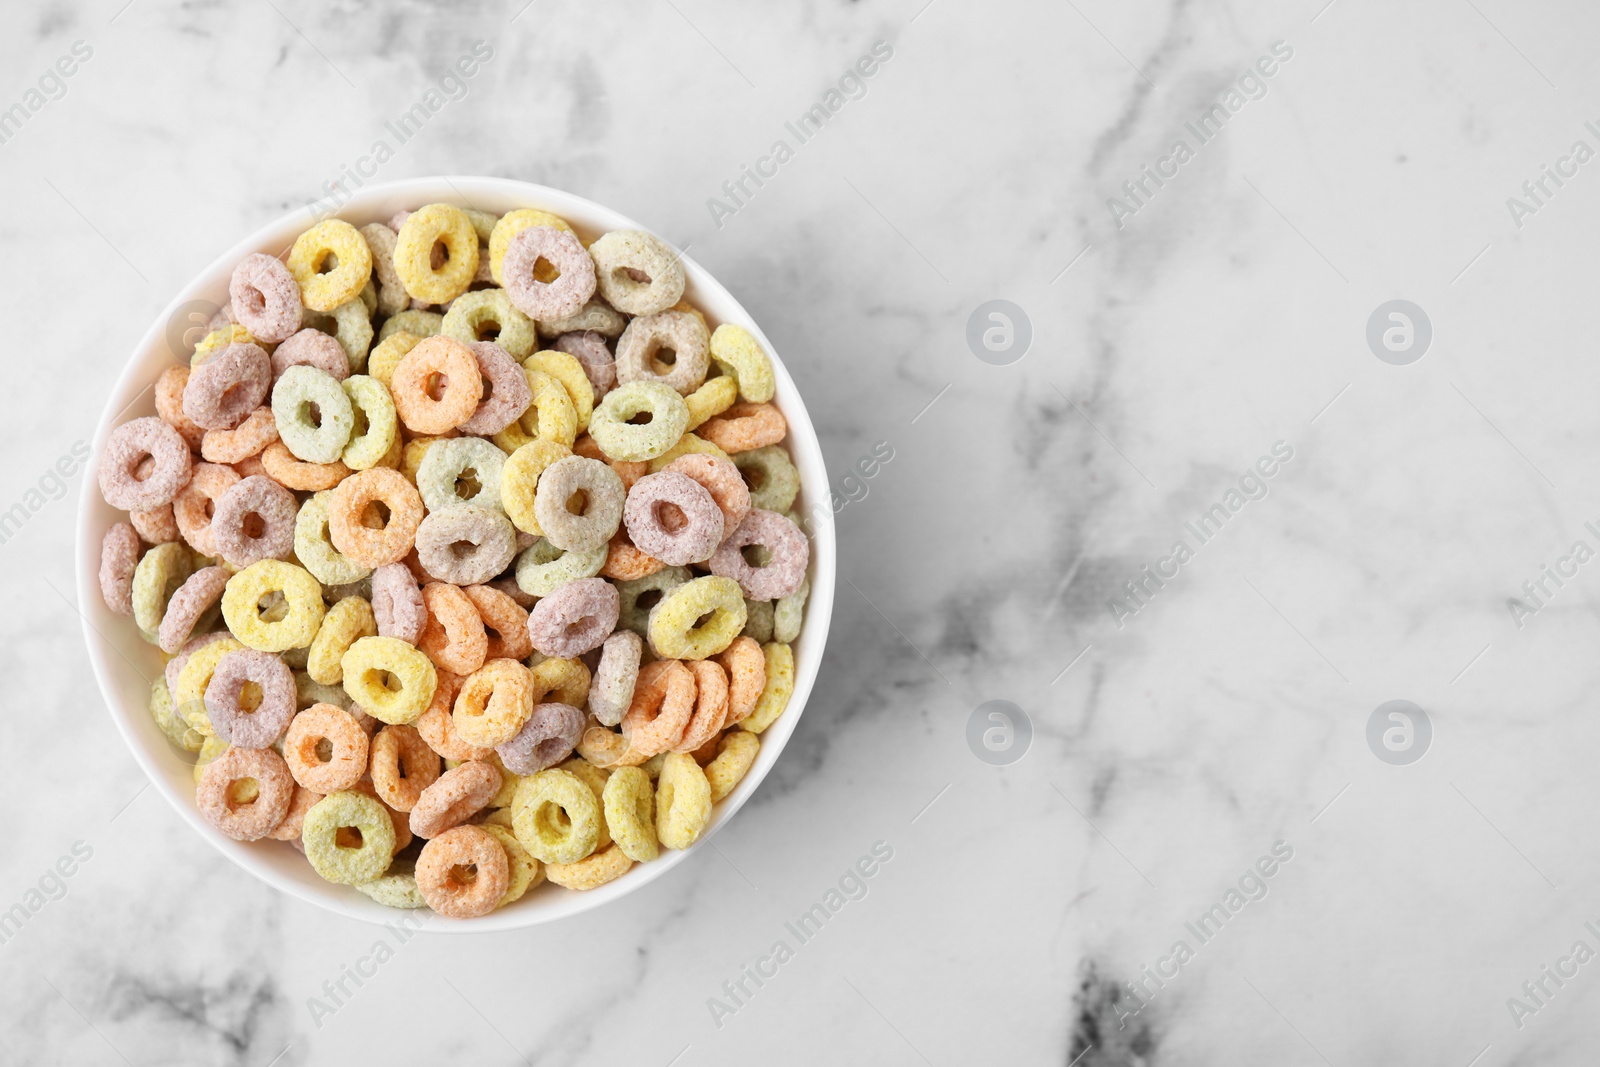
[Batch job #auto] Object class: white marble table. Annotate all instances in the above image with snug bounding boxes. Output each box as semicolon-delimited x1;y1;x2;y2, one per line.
3;0;1600;1063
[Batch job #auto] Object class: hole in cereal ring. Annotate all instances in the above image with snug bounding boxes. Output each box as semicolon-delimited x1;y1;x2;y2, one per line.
650;347;678;373
455;467;482;501
425;372;449;401
480;374;497;400
133;454;156;482
227;778;260;807
431;241;448;269
565;490;589;516
447;540;478;561
534;255;560;281
242;512;267;540
740;466;765;491
303;401;324;429
654;501;687;533
635;589;663;613
621;267;651;285
314;737;334;763
741;544;771;568
476;322;501;342
625;411;653;426
360;500;393;530
336;825;365;849
448;863;479;887
316;251;340;274
256;590;289;623
692;610;717;630
203;498;216;520
239;680;264;713
377;670;403;693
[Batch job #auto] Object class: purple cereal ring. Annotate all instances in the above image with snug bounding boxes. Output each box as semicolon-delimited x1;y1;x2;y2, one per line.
182;342;272;430
98;417;193;511
388;209;410;233
457;340;532;436
371;562;426;645
204;648;296;748
623;470;725;566
554;331;616;399
270;328;349;382
99;522;140;615
209;475;297;567
496;702;586;774
589;629;641;727
229;253;304;344
709;508;809;600
166;629;232;696
157;566;230;653
414;505;517;586
503;226;597;322
525;577;619;658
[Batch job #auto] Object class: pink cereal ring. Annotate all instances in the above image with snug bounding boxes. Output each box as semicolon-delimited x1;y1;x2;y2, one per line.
182;342;272;430
209;475;298;567
204;648;296;748
709;508;809;600
666;452;750;531
171;462;240;556
623;470;724;566
98;417;193;511
503;226;597;322
525;577;619;658
408;759;502;839
157;565;230;653
496;702;585;774
555;332;616;399
99;522;140;615
458;340;533;436
196;747;295;841
229;253;303;344
270;328;349;382
371;562;426;645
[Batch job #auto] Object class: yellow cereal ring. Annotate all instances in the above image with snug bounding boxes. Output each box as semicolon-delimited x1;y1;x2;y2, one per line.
131;542;194;641
492;369;576;453
531;655;591;708
511;767;602;865
647;575;746;660
194;324;259;364
489;208;575;286
705;730;759;801
646;432;731;474
395;204;479;304
302;791;397;885
481;822;543;907
545;843;633;891
174;635;246;734
193;733;229;784
341;374;398;470
684;374;738;431
741;641;794;734
601;765;658;862
709;323;776;404
484;752;521;808
221;560;326;652
307;595;377;685
524;351;594;432
501;439;572;535
341;636;438;725
288;219;373;313
654;752;711;850
452;658;536;748
151;675;204;752
559;757;612;849
400;435;448;485
366;331;420;388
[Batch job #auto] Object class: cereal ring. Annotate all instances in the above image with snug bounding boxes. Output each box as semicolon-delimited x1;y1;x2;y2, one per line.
221;560;326;651
526;351;595;432
646;431;730;474
341;635;438;725
730;446;799;513
410;760;501;839
698;402;787;454
366;331;419;388
173;636;246;729
267;783;323;842
453;341;532;436
774;575;809;643
503;225;597;322
209;475;297;567
545;843;633;891
99;522;139;615
601;766;658;862
203;648;295;748
623;470;724;566
416;436;506;513
600;528;666;582
537;297;627;340
270;328;348;382
377;309;443;343
487;208;573;281
533;456;624;553
283;702;370;792
370;723;442;812
193;323;258;365
288;219;373;313
480;822;542;906
675;659;730;753
291;493;365;590
714;636;766;725
710;509;808;600
442;288;538;360
739;600;773;646
98;417;193;510
327;467;426;568
414;506;516;586
589;230;685;316
415;824;509;917
531;656;591;708
494;369;577;452
199;407;278;465
705;730;759;801
666;452;750;531
587;381;689;463
554;332;616;400
166;629;232;696
371;562;425;645
684;373;738;431
259;440;349;491
361;222;409;316
615;567;690;636
514;537;606;598
577;715;647;769
416;676;493;763
329;297;373;371
742;641;794;733
420;582;488;675
307;595;376;685
129;503;179;545
395;204;479;304
654;752;712;850
156;565;229;654
338;375;397;471
390;335;482;434
511;768;602;864
271;365;355;464
647;576;746;660
496;702;584;775
709;323;776;404
131;542;194;640
155;365;206;450
452;658;535;748
302;791;397;884
615;311;710;396
621;660;695;757
525;577;619;658
182;342;272;431
462;583;533;661
197;747;295;841
589;630;642;728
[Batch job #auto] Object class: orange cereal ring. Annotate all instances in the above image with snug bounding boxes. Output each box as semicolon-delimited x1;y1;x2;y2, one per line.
452;658;535;748
577;715;649;768
420;582;488;675
171;462;240;556
130;502;180;545
600;528;665;581
327;467;425;567
390;336;482;435
697;401;787;453
199;407;278;464
283;702;370;793
196;746;295;841
415;824;509;918
713;636;766;726
267;783;323;842
409;760;501;839
287;219;373;313
369;723;442;812
545;842;633;891
665;452;750;531
462;584;532;661
620;659;695;758
260;441;349;491
156;365;206;450
674;660;729;753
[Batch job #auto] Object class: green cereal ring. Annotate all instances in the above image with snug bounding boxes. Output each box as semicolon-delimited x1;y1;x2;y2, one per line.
514;537;607;598
132;542;194;641
378;309;443;343
481;822;543;907
355;865;428;909
341;374;398;471
616;566;690;636
271;365;355;464
709;323;776;404
732;446;800;513
395;204;479;304
647;576;747;661
463;208;499;244
589;230;685;316
341;635;437;725
330;297;374;371
774;575;809;643
151;676;204;752
302;791;397;885
742;641;794;734
511;767;602;865
221;560;326;652
295;671;351;712
294;491;371;587
288;219;373;313
588;381;689;462
602;766;658;863
441;289;537;359
416;436;506;513
742;598;775;643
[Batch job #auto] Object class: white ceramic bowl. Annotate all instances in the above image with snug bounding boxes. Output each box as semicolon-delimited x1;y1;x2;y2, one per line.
75;177;834;929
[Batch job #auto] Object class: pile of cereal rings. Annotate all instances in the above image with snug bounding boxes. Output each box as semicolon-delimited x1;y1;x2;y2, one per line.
95;203;810;918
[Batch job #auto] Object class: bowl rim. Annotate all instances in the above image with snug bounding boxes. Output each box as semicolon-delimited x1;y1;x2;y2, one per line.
74;175;835;931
